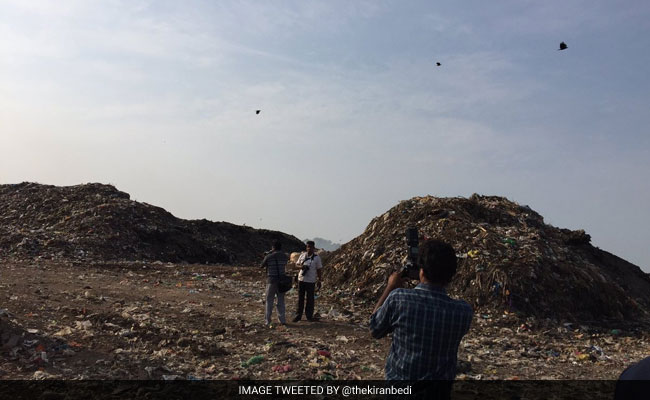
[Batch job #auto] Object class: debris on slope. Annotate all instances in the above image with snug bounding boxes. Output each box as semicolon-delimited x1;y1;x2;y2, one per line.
0;183;304;265
325;194;650;325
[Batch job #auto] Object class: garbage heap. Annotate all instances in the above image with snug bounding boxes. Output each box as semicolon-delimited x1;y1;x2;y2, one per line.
326;194;650;325
0;182;304;265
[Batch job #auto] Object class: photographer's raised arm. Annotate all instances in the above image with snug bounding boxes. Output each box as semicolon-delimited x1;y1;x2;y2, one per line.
372;271;403;314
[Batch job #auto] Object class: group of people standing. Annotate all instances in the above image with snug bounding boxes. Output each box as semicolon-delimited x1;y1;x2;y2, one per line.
260;237;472;385
260;240;322;327
260;237;473;386
260;236;647;399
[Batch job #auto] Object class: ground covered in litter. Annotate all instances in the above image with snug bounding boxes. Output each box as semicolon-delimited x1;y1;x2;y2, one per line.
1;261;647;380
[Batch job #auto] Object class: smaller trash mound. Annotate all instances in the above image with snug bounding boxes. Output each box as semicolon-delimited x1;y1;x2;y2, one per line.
0;182;304;264
326;194;650;325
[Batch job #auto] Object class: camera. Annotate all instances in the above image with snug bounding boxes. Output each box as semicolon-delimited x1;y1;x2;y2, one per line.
300;254;315;275
401;227;420;280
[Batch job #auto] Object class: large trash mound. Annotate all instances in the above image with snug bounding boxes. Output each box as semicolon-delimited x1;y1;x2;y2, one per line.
326;194;650;325
0;182;304;265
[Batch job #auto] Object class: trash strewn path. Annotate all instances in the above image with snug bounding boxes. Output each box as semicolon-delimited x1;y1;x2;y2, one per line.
0;261;646;380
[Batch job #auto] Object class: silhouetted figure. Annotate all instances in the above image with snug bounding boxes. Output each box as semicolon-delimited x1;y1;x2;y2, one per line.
615;356;650;400
255;110;261;114
558;42;568;50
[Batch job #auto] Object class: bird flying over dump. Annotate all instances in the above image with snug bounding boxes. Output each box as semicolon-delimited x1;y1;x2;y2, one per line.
558;42;568;50
255;110;261;114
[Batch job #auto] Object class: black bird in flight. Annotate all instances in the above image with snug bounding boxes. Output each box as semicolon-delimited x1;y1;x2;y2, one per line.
436;62;441;66
255;110;261;114
558;42;568;50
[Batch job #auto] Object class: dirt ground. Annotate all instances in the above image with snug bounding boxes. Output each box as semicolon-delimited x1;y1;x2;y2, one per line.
0;261;647;380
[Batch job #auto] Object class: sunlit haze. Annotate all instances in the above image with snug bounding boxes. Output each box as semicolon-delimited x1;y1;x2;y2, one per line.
1;1;649;270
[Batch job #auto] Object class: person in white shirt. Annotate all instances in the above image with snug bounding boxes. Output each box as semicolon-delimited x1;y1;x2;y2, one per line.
293;240;323;322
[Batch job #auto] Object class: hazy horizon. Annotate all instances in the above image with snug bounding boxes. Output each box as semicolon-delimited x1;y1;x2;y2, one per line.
1;1;648;270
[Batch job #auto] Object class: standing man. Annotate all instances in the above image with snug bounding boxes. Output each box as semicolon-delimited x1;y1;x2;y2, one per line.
293;240;323;322
260;240;289;327
370;239;473;382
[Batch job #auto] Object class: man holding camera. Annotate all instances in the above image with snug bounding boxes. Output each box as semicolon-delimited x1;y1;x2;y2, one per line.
370;239;473;381
293;240;323;322
260;240;289;327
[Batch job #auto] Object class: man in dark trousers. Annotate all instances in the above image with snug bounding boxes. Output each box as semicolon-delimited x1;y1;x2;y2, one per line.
260;240;289;327
293;240;323;322
370;239;473;385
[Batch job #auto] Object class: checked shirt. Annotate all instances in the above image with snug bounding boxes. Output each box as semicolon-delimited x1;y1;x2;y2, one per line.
370;283;473;380
260;251;288;284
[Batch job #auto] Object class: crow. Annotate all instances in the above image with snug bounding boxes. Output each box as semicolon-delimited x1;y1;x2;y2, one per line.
255;110;261;114
436;62;441;66
558;42;568;50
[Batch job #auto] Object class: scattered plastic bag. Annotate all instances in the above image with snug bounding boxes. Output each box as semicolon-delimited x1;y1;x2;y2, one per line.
241;355;264;367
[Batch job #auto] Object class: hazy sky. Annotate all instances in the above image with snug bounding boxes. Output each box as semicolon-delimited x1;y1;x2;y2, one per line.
1;1;649;270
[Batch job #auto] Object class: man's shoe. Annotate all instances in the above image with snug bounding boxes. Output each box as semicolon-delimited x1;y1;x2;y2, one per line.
292;316;301;322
